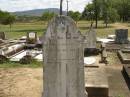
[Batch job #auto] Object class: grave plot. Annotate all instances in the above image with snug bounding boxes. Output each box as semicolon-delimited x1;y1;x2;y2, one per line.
97;29;129;52
10;50;42;62
85;67;109;97
118;49;130;64
0;43;25;57
3;43;25;57
0;43;25;63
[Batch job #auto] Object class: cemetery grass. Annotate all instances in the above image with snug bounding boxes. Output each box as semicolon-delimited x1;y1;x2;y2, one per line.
0;61;42;68
0;21;130;39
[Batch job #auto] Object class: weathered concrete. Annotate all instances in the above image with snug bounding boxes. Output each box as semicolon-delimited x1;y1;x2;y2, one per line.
43;16;86;97
85;67;109;97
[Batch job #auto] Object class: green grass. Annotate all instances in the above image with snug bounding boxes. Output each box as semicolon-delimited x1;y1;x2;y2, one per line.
0;21;130;39
0;61;43;68
77;21;130;38
0;21;47;39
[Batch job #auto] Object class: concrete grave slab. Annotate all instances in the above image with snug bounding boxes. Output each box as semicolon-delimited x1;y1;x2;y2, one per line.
85;67;109;97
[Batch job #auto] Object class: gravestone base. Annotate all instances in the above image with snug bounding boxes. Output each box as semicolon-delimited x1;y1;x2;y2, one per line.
25;44;36;49
85;67;109;97
84;48;99;57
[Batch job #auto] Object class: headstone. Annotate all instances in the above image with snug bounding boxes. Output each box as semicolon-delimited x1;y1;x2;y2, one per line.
84;27;98;56
43;16;86;97
26;32;37;44
0;32;5;40
86;28;96;48
115;29;128;44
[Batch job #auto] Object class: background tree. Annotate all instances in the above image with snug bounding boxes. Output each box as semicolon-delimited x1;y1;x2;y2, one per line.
82;3;95;21
41;12;57;24
93;0;102;28
68;11;81;24
0;10;16;32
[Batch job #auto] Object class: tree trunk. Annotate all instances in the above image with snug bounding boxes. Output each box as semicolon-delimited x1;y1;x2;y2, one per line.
94;0;98;28
10;24;11;33
105;15;108;28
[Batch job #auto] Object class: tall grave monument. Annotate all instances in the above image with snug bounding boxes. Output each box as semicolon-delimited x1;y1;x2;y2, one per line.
43;16;86;97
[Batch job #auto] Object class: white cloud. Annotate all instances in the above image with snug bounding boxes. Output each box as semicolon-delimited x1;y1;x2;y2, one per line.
0;0;91;12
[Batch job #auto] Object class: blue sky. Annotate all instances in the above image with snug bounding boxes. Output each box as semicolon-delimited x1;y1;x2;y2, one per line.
0;0;91;12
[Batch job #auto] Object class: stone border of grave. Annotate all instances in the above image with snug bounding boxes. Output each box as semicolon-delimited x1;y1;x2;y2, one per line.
122;64;130;88
117;50;130;64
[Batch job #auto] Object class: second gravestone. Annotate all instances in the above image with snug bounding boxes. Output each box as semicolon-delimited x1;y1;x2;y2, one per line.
115;29;128;44
43;16;87;97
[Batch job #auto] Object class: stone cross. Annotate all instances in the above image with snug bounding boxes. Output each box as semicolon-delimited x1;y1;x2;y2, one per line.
43;16;87;97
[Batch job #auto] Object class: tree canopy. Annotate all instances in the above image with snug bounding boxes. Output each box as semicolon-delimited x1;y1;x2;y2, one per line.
82;0;130;28
0;10;15;25
41;12;57;22
68;11;81;24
